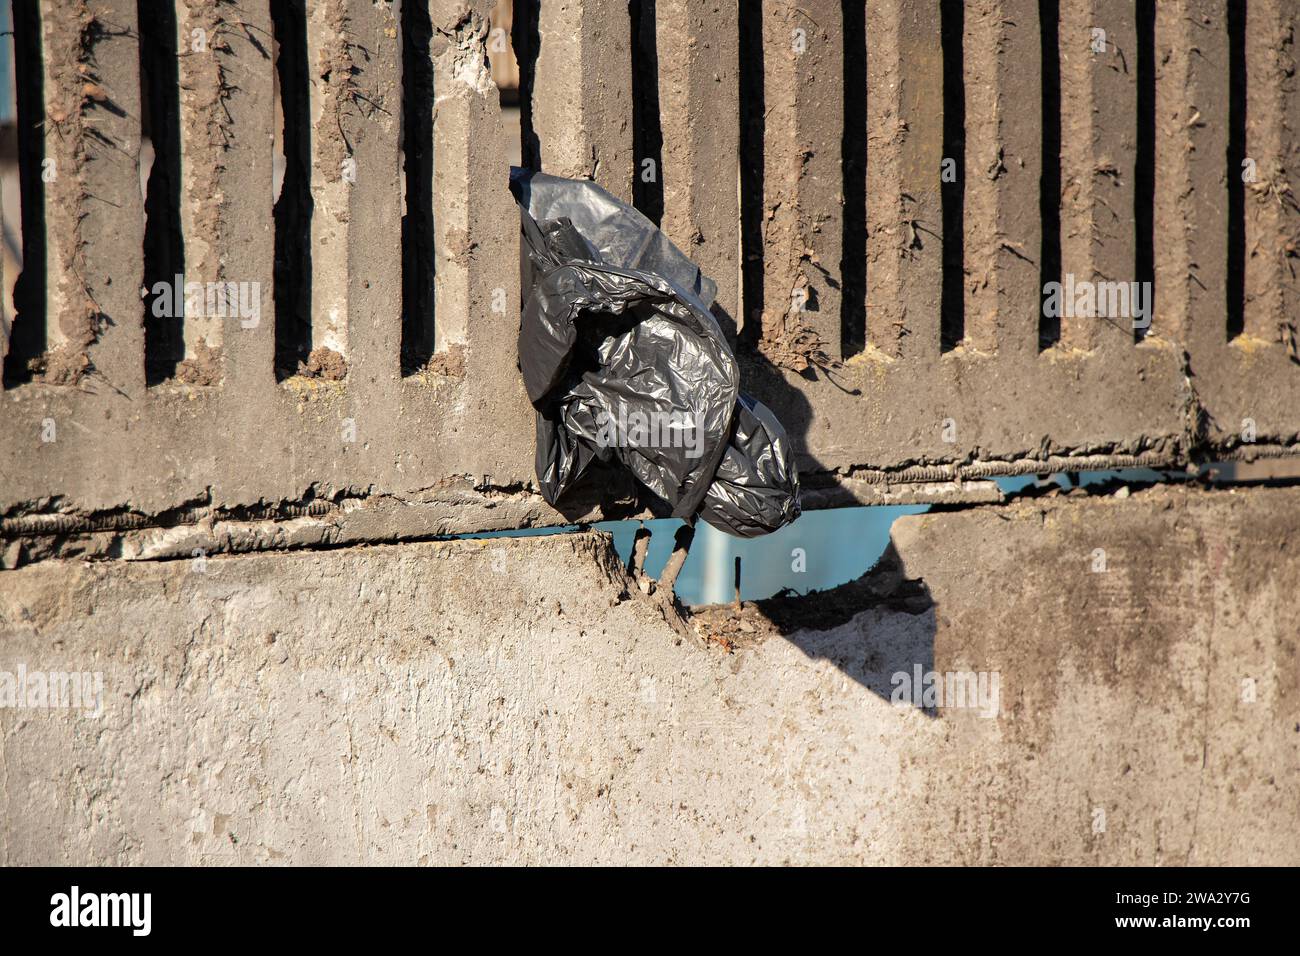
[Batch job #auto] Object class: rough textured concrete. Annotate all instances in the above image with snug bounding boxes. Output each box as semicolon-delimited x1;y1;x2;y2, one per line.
1244;0;1300;345
1057;0;1135;353
758;0;843;365
301;0;402;371
655;0;740;331
531;0;634;202
730;0;1271;486
2;1;1297;539
961;0;1041;355
1;0;535;532
865;0;943;362
172;0;275;385
1153;0;1300;447
79;0;147;390
2;0;143;386
2;484;1295;865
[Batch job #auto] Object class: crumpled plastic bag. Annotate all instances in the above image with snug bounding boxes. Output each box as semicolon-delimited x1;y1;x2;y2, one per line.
512;168;800;538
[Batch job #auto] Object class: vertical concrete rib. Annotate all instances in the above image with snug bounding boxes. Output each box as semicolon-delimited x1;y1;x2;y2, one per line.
430;1;518;357
427;0;524;481
1056;0;1137;353
655;0;740;331
1243;0;1300;346
961;0;1041;357
532;0;634;202
78;0;146;392
1145;2;1300;449
759;0;843;365
27;0;137;386
303;0;402;386
304;0;351;368
1153;0;1227;358
174;0;276;389
865;0;944;362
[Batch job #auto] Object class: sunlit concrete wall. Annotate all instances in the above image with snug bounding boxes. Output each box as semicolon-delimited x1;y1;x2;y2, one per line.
2;484;1295;865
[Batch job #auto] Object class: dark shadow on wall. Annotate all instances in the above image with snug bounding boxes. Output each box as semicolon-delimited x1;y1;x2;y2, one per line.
2;0;47;387
1225;0;1246;341
840;0;867;358
1133;0;1156;343
511;0;541;174
399;0;436;374
738;5;765;353
629;0;664;226
1037;0;1062;350
939;0;966;352
140;0;186;384
271;0;314;379
689;541;939;711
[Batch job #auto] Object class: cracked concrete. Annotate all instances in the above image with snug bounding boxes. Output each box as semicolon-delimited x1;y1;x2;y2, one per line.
3;0;1299;541
1;483;1295;864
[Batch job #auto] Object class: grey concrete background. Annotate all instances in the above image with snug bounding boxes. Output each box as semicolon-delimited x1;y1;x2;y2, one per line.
2;1;1297;536
2;483;1295;865
1;0;1297;869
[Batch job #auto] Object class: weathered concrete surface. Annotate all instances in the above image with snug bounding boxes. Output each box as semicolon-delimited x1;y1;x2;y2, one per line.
4;0;1299;531
961;0;1041;356
656;0;740;330
1;0;535;528
1;484;1296;864
1057;0;1135;354
1153;0;1300;446
1243;0;1300;346
531;0;634;201
864;0;943;362
3;0;144;386
758;0;844;365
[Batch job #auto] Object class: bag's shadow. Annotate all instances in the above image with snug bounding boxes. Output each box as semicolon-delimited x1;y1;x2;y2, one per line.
688;541;940;713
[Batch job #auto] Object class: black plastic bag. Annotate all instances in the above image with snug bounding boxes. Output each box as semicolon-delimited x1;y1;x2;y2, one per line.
512;169;800;538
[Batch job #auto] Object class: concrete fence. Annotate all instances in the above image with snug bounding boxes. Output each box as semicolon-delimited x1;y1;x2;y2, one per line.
2;0;1299;542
